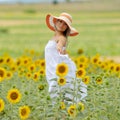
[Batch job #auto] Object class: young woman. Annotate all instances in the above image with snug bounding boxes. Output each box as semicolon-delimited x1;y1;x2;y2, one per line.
45;12;87;104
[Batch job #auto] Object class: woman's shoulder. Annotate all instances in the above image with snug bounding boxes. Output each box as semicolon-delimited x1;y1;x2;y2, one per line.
58;35;67;41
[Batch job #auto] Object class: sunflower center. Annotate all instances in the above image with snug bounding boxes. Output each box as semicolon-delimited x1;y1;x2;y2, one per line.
10;92;18;100
116;67;120;71
70;108;75;114
60;78;64;83
78;70;83;75
0;70;4;77
58;66;65;73
84;78;87;82
21;108;27;116
0;59;4;63
7;73;11;77
41;62;45;67
93;58;98;63
31;67;34;70
34;74;38;79
6;58;10;63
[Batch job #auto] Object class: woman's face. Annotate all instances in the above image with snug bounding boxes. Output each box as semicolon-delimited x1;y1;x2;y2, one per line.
55;19;68;32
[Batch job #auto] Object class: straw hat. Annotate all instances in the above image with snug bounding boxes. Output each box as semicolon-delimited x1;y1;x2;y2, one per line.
46;12;79;36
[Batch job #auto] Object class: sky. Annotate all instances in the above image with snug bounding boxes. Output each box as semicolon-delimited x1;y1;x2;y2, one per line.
0;0;66;4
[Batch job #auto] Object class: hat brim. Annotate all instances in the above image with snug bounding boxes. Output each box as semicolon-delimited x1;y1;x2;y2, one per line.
46;14;79;36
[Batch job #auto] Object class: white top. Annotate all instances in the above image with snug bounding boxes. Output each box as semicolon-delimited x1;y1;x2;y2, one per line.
45;40;76;82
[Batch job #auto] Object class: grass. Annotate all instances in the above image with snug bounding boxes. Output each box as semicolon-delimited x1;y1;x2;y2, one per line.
0;0;120;58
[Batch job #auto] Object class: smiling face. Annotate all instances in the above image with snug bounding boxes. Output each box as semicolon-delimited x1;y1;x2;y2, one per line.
55;19;68;32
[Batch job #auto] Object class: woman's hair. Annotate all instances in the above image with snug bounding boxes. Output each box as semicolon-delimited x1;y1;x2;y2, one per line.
63;27;70;38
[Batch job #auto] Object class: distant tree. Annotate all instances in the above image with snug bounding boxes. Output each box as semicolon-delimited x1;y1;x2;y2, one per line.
53;0;58;4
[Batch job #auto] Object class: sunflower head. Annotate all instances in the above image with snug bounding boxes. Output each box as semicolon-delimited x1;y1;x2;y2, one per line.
82;76;90;85
68;104;77;117
0;67;6;82
7;88;21;104
19;105;30;119
76;68;86;78
56;63;68;77
57;77;66;86
0;98;5;112
77;102;85;112
60;102;66;110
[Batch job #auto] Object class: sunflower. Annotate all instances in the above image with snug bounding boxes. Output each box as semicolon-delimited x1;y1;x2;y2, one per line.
60;102;66;110
57;77;66;86
0;98;5;112
32;72;39;81
0;57;5;65
15;58;22;67
91;54;100;65
77;102;84;112
10;64;17;73
25;72;32;79
19;105;30;119
39;59;45;68
28;64;36;72
6;71;13;80
0;67;6;82
39;69;45;77
7;88;21;104
115;64;120;73
68;104;76;117
82;76;90;85
76;68;86;78
22;57;31;67
4;55;13;65
56;63;68;77
96;76;103;84
77;55;88;64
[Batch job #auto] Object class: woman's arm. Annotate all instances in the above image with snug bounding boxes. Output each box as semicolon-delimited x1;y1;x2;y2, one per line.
56;36;67;54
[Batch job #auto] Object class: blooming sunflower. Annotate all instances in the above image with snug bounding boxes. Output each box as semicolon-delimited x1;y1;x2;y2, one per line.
56;63;68;77
77;102;84;112
76;68;86;78
68;104;77;117
26;72;32;80
115;64;120;73
39;59;45;68
0;98;5;112
19;105;30;119
57;77;66;86
28;64;36;72
77;55;88;63
60;102;66;110
91;54;100;65
39;69;45;77
32;72;39;81
0;67;6;82
6;71;13;80
7;88;21;104
82;76;90;85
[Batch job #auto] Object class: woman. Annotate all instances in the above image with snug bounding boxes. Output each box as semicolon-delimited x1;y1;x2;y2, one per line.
45;12;87;104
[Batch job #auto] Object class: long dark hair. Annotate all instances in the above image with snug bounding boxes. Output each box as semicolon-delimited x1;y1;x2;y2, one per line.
63;27;70;38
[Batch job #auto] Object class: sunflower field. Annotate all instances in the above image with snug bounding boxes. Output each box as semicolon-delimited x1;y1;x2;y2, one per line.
0;0;120;120
0;50;120;120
